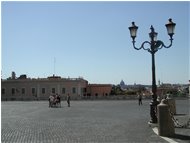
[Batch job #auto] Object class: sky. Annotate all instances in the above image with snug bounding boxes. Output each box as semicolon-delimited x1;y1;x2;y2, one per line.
1;1;190;85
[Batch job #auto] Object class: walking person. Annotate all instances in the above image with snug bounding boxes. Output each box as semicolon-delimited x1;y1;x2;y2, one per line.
138;92;142;106
67;94;70;107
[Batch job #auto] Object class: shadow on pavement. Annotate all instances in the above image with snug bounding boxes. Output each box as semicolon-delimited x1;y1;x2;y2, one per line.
173;133;190;141
175;114;187;116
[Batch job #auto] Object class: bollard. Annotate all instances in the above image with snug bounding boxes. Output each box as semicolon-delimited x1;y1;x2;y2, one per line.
157;99;175;137
166;96;176;115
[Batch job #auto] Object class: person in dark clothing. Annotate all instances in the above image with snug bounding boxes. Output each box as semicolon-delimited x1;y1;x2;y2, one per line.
138;93;142;105
56;94;61;107
67;94;70;107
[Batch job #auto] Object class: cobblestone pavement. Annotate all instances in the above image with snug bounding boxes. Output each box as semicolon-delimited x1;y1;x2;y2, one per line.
1;100;189;143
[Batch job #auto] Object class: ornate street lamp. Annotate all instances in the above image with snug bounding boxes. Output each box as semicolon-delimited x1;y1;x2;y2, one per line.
129;19;176;123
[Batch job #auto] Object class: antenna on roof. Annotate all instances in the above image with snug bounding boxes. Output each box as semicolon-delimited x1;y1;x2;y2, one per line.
53;57;56;76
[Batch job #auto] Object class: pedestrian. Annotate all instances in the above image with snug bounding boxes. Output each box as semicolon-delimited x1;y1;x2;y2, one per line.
67;94;70;107
138;93;142;106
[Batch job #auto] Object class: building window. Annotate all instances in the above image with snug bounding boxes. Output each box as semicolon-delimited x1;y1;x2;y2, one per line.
12;88;16;95
62;88;66;94
21;88;25;94
2;88;5;94
42;88;46;94
83;88;87;93
72;87;76;94
52;88;55;94
32;88;36;94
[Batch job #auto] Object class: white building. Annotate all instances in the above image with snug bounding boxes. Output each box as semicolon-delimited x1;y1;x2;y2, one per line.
1;74;88;100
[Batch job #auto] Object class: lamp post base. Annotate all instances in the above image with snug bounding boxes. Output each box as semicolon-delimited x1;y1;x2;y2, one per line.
150;99;159;123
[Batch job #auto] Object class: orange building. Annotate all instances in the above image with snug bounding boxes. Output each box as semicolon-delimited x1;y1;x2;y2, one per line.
87;84;112;97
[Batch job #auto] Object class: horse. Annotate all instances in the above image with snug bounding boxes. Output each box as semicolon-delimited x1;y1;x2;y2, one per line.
49;95;61;108
49;95;56;107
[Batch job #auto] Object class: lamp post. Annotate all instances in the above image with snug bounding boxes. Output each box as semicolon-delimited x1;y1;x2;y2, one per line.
129;19;176;123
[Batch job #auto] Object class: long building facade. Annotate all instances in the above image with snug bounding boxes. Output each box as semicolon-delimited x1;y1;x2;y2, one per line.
2;75;88;100
1;73;112;101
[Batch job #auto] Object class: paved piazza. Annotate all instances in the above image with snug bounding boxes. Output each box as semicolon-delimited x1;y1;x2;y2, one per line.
1;100;189;143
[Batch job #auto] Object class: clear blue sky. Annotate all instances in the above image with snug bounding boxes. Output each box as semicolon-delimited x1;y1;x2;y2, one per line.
1;1;189;85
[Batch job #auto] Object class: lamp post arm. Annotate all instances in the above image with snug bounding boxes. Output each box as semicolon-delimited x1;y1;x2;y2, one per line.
156;39;173;50
132;41;151;52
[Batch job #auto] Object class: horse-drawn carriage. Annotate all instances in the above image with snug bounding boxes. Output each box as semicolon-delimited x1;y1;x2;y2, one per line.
49;94;61;108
